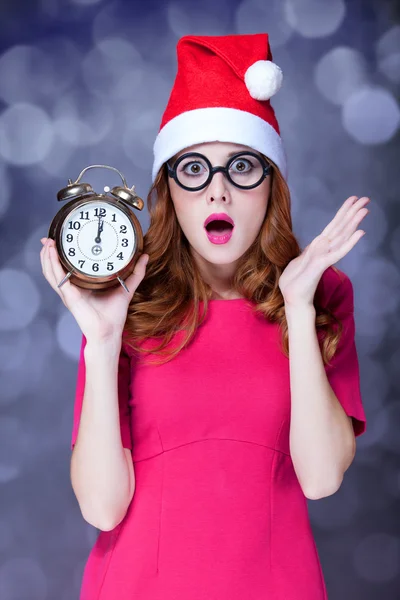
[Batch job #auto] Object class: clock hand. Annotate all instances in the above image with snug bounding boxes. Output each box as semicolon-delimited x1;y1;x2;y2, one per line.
94;216;103;244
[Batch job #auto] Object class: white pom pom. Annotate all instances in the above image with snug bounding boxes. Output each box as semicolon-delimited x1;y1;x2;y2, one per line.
244;60;283;101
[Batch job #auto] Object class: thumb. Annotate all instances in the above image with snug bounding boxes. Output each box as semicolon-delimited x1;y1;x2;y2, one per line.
123;253;149;295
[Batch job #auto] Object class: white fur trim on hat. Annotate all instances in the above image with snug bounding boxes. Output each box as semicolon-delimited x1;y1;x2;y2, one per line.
244;60;283;101
152;107;287;183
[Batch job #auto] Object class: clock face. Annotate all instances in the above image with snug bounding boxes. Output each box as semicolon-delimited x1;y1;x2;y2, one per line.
60;199;136;277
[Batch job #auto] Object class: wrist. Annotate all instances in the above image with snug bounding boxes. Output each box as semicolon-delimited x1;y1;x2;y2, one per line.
284;303;316;324
84;335;123;360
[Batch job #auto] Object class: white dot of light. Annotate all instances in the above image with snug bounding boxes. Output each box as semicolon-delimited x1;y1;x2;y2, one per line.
0;103;54;166
0;269;41;331
235;0;294;48
342;86;400;145
56;310;82;360
167;0;231;38
376;25;400;85
283;0;346;39
0;557;47;600
354;533;400;583
314;46;369;106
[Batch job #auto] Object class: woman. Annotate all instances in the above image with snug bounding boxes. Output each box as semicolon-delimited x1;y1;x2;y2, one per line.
40;33;368;600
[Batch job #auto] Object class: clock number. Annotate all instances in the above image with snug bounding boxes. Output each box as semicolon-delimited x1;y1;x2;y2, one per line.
107;262;114;271
92;263;99;272
68;221;80;230
68;248;75;257
79;211;89;220
66;234;73;242
117;252;124;260
78;260;85;268
120;225;127;234
94;208;106;218
112;214;116;222
121;238;128;247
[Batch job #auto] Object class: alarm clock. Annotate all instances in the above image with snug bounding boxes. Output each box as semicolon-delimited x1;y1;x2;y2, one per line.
48;164;144;293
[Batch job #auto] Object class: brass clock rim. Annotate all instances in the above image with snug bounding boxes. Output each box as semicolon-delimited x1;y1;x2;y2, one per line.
48;194;144;288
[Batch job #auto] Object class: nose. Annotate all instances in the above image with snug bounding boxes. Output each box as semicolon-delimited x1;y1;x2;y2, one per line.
206;170;231;203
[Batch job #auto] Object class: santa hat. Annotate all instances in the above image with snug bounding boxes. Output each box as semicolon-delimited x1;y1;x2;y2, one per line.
151;33;287;183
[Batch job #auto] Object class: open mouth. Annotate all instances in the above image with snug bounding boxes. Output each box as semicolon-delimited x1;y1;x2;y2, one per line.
205;220;234;235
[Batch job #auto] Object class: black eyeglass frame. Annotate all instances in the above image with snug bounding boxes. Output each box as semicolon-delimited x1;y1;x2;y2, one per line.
166;151;272;192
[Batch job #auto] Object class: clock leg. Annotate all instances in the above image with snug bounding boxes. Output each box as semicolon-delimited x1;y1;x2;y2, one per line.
117;277;130;293
57;271;73;289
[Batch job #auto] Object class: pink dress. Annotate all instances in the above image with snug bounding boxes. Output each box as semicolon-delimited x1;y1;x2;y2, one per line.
71;266;367;600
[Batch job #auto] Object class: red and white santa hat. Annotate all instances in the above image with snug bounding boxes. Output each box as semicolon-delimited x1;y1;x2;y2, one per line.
152;33;287;183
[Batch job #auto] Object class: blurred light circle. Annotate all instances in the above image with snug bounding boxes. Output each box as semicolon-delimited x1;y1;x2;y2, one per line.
283;0;346;38
81;38;143;100
71;0;102;4
342;86;400;145
39;137;76;178
0;103;54;166
377;402;400;454
53;92;113;147
122;109;160;169
0;163;11;220
0;45;49;105
376;25;400;84
0;329;31;371
355;258;400;317
235;0;293;48
0;557;47;600
0;269;41;331
354;533;400;582
167;0;231;37
56;310;82;360
315;46;368;106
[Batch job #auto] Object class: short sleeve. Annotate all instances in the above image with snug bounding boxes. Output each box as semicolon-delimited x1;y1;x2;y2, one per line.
70;334;133;450
323;273;367;437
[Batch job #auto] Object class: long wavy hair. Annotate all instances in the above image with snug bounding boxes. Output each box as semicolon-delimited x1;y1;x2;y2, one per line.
123;152;343;367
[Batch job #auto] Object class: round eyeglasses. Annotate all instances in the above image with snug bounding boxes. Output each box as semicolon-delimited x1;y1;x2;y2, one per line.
166;151;271;192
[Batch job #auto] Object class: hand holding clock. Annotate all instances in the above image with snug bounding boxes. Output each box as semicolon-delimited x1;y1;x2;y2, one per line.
40;237;149;344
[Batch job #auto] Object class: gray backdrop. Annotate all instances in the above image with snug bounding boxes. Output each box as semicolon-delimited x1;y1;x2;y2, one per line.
0;0;399;598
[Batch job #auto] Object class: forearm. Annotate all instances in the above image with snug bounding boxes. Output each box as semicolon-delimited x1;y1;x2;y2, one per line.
285;304;355;499
70;338;134;530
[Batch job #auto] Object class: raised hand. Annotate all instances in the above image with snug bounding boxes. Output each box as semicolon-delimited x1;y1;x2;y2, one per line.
40;237;149;344
278;195;370;308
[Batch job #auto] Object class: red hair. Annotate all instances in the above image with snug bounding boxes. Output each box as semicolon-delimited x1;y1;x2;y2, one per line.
123;154;343;367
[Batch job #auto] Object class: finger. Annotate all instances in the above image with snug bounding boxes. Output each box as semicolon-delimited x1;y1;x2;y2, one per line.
328;229;365;261
321;196;368;239
328;206;369;251
47;242;71;293
123;254;149;295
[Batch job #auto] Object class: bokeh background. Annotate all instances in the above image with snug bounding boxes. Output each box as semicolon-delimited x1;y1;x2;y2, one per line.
0;0;399;598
